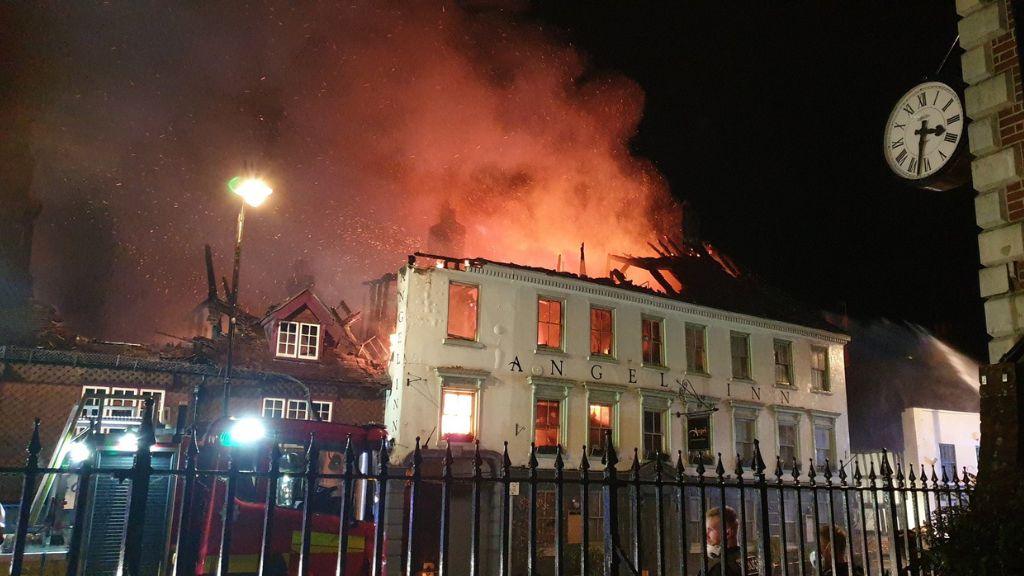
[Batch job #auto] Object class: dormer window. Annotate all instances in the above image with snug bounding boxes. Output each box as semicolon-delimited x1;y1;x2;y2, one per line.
276;321;320;360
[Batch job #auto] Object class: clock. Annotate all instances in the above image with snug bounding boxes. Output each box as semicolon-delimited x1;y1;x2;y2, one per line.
883;81;969;191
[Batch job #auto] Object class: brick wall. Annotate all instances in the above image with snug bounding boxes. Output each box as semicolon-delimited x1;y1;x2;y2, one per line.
958;0;1024;361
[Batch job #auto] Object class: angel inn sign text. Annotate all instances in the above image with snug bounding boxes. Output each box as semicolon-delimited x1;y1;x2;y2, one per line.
385;255;852;471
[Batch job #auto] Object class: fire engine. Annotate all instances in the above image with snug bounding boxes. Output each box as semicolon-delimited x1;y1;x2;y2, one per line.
25;392;388;576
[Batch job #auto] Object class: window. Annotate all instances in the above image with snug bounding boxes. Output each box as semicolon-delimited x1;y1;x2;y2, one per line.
263;398;286;419
685;323;708;374
590;307;614;356
534;400;561;454
277;322;298;356
939;443;958;480
287;399;309;420
777;414;800;466
686;413;714;465
138;389;166;423
730;332;751;380
277;321;320;359
311;400;333;422
441;388;476;442
813;417;836;471
537;298;563;350
588;403;614;457
811;346;830;391
773;340;793;385
734;409;757;466
642;317;664;366
446;282;479;341
298;323;320;359
82;386;109;419
643;410;666;460
105;388;139;419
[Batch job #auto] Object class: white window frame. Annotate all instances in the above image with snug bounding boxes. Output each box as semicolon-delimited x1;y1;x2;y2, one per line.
732;405;759;467
311;400;333;422
730;331;752;381
589;306;616;359
138;389;166;423
445;281;481;342
641;394;672;461
641;315;666;367
262;397;286;419
81;386;110;419
774;409;802;466
811;346;830;392
440;387;478;442
277;321;320;360
812;415;837;471
773;339;794;386
685;323;709;375
530;378;570;456
536;296;565;351
104;387;139;420
286;399;309;420
586;385;623;457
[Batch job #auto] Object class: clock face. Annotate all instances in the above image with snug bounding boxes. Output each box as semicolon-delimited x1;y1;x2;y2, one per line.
883;81;964;181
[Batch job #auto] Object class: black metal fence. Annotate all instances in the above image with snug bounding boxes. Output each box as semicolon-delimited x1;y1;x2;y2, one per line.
0;403;974;576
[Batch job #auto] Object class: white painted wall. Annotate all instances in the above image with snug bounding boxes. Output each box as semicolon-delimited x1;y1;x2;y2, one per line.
387;260;852;472
902;407;981;476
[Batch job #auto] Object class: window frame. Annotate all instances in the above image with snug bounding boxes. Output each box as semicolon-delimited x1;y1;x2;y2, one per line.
531;379;570;456
685;410;715;466
440;387;478;442
536;296;565;352
589;306;616;359
311;400;333;422
774;409;802;467
773;339;794;387
297;322;321;360
641;315;666;368
81;386;110;419
445;281;481;342
733;405;759;467
812;415;837;471
262;397;286;419
939;443;958;480
811;346;831;392
276;321;321;360
685;323;709;375
640;392;673;461
286;399;309;420
138;389;166;423
730;331;752;381
276;321;299;357
104;387;139;420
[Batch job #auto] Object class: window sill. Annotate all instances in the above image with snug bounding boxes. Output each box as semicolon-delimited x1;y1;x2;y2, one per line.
810;388;834;395
773;382;797;390
685;370;712;379
588;354;618;364
643;363;670;372
535;347;568;357
730;377;757;385
443;337;485;349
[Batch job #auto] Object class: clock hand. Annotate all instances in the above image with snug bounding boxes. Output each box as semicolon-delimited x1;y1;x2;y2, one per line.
914;118;929;176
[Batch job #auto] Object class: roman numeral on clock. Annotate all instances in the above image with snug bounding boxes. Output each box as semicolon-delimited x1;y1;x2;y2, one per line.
917;93;928;107
908;157;918;173
893;122;906;130
896;149;908;166
891;137;905;149
903;103;914;114
948;114;960;124
939;150;948;160
942;98;954;112
944;132;958;143
924;157;931;172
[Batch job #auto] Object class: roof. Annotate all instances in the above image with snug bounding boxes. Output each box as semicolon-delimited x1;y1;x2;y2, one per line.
414;243;845;338
260;288;343;345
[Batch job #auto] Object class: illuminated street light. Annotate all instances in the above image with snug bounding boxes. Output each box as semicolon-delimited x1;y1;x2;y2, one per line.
222;173;273;417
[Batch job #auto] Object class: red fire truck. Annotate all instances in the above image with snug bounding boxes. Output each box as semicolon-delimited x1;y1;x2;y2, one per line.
183;417;389;575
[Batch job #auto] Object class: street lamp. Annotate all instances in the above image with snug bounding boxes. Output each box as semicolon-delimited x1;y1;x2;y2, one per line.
222;176;273;417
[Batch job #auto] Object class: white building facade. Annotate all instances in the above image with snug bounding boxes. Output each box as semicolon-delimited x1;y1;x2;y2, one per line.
385;256;852;472
902;407;980;478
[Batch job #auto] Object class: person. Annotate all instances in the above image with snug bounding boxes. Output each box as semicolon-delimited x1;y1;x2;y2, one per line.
699;506;743;576
814;525;863;576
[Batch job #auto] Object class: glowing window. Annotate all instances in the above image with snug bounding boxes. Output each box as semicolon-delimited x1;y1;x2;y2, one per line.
441;388;476;441
588;403;614;457
81;386;109;419
534;399;561;454
590;307;614;356
730;332;751;380
641;317;663;366
447;283;479;341
262;398;286;419
811;347;830;391
537;298;563;350
685;324;707;374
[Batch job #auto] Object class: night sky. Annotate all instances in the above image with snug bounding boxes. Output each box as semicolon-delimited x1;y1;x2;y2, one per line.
7;2;986;361
531;2;985;360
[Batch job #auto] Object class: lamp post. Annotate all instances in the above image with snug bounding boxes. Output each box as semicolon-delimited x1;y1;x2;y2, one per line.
221;176;273;418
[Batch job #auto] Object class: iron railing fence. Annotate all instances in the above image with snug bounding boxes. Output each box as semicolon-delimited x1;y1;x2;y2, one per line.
0;402;974;576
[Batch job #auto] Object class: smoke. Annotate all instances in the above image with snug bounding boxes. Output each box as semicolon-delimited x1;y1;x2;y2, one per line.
845;319;980;453
19;1;679;341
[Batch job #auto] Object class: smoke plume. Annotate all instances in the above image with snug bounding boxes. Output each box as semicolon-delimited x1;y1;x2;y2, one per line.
19;1;679;341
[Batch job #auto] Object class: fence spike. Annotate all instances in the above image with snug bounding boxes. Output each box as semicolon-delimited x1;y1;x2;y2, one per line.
603;430;618;469
774;455;784;482
715;453;725;479
502;440;512;471
28;417;41;457
791;456;801;482
930;463;938;487
753;439;767;476
839;461;848;485
920;464;927;489
868;460;878;484
908;463;917;484
378;436;390;473
344;433;356;467
413;436;423;469
880;448;893;478
654;449;664;481
734;453;745;478
677;451;686;482
823;458;833;483
807;458;817;485
951;463;961;485
444;441;454;477
696;452;706;477
940;462;949;486
853;459;863;487
529;442;539;469
962;466;970;488
631;447;641;477
895;461;905;486
554;444;564;472
580;446;591;472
